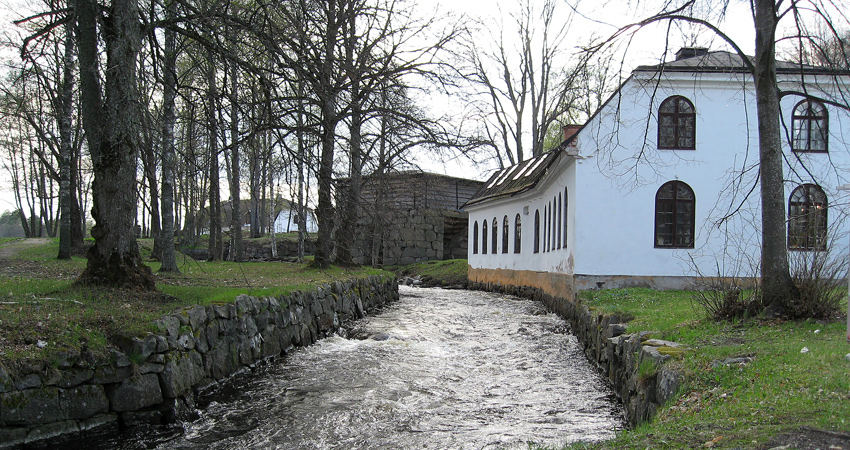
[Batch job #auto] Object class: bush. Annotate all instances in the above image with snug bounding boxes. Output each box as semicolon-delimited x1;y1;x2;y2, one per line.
691;277;763;320
785;247;847;319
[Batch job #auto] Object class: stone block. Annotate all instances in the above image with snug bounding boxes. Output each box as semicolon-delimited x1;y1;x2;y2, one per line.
655;365;682;405
0;426;27;448
159;351;205;398
61;384;109;420
107;374;163;412
1;388;62;425
91;364;133;385
187;305;208;331
24;420;79;445
57;369;93;389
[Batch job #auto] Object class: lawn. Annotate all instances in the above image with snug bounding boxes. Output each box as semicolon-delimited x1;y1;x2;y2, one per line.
0;238;389;363
557;288;850;449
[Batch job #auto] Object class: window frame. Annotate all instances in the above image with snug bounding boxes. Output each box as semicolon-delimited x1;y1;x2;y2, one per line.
491;217;498;254
482;220;488;254
533;210;540;254
657;95;696;150
502;216;509;254
514;214;522;254
654;180;696;249
472;221;478;254
792;99;828;153
788;183;828;251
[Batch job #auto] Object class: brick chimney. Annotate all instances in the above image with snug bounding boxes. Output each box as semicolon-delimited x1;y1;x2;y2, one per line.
563;125;581;147
675;47;708;61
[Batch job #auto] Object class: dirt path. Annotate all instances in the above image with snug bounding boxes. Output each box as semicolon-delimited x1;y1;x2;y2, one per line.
0;238;51;259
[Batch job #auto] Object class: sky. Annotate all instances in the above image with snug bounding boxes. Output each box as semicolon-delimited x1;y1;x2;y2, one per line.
0;0;765;214
415;0;758;181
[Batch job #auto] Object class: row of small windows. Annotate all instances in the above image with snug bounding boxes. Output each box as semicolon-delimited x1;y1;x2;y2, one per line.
472;181;827;255
472;188;569;255
653;181;827;251
657;96;828;152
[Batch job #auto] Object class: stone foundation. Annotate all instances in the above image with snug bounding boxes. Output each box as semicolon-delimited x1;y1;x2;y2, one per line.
469;280;684;428
0;276;397;448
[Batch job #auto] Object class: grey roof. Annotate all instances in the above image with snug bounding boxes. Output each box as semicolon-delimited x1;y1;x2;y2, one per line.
635;50;845;75
463;151;561;208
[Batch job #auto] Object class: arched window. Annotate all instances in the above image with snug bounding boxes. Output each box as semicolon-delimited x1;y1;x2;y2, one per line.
792;100;828;152
543;207;548;252
557;194;562;249
514;214;522;254
533;210;540;253
482;220;488;254
789;184;827;251
563;187;568;248
658;96;696;150
491;217;498;254
472;221;478;255
502;216;509;253
655;181;695;248
551;198;556;250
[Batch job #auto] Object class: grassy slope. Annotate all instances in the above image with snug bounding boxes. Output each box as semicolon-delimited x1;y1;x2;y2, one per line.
392;259;468;287
558;288;850;449
0;238;389;363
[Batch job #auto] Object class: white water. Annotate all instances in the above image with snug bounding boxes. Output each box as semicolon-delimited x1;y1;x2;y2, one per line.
68;286;623;450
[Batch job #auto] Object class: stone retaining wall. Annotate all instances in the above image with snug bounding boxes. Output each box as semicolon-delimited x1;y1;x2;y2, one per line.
0;275;398;448
469;281;684;428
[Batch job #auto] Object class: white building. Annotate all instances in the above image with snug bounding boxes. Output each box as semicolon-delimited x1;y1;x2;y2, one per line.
465;48;850;297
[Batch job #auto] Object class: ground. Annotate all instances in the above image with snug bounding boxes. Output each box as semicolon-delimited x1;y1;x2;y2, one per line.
761;427;850;450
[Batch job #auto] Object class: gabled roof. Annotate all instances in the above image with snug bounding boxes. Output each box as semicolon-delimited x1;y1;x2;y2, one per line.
463;150;561;208
634;50;847;76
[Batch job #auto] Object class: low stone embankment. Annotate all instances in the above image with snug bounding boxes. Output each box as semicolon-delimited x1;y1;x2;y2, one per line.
469;281;684;428
0;275;398;448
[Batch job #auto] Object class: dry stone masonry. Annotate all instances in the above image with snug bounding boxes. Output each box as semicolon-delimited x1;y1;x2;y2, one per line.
469;281;685;428
0;275;397;448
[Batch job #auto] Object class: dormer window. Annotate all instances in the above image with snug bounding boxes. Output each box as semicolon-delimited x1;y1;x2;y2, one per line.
792;99;828;152
658;96;696;150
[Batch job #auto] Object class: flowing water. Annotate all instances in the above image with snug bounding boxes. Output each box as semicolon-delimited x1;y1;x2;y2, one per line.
64;286;623;450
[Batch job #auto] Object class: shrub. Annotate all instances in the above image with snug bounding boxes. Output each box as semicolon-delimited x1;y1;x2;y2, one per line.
785;246;847;319
691;276;763;320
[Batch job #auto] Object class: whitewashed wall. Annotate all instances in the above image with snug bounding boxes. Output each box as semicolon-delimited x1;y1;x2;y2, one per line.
466;153;576;275
573;71;850;280
273;208;318;233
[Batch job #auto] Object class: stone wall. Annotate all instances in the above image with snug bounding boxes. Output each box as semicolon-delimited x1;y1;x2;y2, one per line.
0;276;397;448
469;281;684;428
180;238;316;261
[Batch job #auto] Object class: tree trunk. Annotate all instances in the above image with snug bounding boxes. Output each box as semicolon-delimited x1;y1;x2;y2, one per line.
206;48;222;261
75;0;155;289
313;0;340;268
58;23;73;260
159;0;178;272
228;59;243;261
754;0;798;310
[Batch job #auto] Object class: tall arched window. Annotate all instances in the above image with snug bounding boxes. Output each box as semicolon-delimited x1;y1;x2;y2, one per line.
655;181;695;248
514;214;522;254
792;99;828;152
533;210;540;253
491;218;498;254
472;221;478;254
789;184;827;250
658;96;696;150
563;187;568;248
543;207;548;252
502;216;509;253
482;220;488;254
557;194;562;249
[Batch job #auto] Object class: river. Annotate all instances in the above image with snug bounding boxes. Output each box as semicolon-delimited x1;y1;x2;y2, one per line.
61;286;623;450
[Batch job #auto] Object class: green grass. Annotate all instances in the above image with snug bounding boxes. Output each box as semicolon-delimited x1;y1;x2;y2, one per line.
546;288;850;449
392;259;468;287
0;238;390;364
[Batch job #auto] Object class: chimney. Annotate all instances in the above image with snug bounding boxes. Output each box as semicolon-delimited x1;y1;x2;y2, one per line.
563;125;581;147
675;47;708;61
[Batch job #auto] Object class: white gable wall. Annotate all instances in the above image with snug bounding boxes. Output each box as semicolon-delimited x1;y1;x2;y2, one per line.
573;71;850;283
467;153;576;275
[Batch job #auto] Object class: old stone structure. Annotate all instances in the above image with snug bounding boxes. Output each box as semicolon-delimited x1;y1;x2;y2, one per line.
0;276;397;447
348;171;483;266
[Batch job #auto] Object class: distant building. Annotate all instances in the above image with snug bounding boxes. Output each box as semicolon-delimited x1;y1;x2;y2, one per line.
465;48;850;296
346;171;484;266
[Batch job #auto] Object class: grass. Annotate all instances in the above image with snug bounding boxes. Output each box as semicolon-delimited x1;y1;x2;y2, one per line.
0;238;390;365
390;258;468;287
548;288;850;449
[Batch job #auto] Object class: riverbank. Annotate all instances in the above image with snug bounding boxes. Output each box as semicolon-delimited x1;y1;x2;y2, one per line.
0;238;398;446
